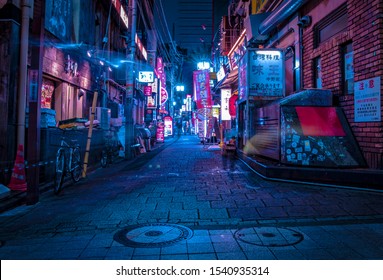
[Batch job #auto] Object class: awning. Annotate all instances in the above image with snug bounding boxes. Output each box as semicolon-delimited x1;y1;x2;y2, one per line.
258;0;310;36
106;78;126;92
214;68;238;90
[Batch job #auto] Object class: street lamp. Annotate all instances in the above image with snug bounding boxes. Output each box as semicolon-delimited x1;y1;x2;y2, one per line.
197;61;210;70
172;84;184;118
176;85;185;92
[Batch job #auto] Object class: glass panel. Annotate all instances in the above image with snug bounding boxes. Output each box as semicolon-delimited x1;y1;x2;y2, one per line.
41;79;55;109
319;13;347;43
314;57;322;88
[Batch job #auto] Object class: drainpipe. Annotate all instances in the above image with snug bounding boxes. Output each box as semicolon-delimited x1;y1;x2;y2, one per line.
298;20;304;90
297;15;311;90
124;0;137;160
16;0;32;149
26;0;45;205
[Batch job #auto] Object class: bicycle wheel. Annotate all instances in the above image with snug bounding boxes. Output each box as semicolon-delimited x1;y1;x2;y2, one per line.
54;149;65;194
100;149;108;168
71;147;82;182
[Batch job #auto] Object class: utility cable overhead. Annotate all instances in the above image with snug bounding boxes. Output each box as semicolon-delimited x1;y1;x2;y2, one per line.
152;0;183;63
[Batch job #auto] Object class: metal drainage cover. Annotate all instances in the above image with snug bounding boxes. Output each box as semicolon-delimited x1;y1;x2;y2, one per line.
234;227;304;247
114;223;193;248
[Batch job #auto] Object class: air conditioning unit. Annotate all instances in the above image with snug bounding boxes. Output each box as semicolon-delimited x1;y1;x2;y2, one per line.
90;107;111;130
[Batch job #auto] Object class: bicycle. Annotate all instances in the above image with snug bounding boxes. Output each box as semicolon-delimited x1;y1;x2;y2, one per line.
54;129;83;194
101;129;120;168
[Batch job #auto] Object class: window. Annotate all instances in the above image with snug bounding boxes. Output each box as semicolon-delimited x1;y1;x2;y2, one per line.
314;4;347;48
342;43;354;94
41;79;55;109
314;57;322;88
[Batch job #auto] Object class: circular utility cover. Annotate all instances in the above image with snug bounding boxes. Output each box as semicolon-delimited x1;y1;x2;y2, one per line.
234;226;304;247
114;223;193;248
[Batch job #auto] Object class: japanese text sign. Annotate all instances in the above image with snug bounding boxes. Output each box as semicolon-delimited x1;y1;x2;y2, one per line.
354;77;381;122
193;70;212;109
248;49;284;97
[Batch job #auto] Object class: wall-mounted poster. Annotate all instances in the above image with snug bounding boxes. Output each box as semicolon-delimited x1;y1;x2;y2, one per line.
354;77;381;122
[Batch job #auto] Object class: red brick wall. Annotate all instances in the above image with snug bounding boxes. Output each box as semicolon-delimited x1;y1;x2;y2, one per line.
303;0;383;169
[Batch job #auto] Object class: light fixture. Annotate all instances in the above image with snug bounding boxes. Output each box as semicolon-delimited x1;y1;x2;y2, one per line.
176;85;185;92
87;50;92;57
99;60;104;66
197;61;210;70
78;89;85;100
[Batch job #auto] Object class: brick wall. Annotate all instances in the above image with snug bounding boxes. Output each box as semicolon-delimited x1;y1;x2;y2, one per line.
346;0;383;169
303;0;383;169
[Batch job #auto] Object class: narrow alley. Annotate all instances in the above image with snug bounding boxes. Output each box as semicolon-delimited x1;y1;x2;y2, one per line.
1;136;383;260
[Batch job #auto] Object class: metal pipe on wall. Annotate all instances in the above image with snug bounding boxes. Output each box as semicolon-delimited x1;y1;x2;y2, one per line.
258;0;309;36
124;0;137;160
16;0;32;149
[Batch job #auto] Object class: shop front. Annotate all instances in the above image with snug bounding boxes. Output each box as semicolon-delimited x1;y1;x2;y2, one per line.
236;48;285;151
29;42;118;183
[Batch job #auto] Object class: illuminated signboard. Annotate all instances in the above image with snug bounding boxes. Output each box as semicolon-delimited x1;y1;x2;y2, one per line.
221;89;232;121
248;49;284;97
135;34;148;61
112;0;129;29
216;66;226;82
193;70;212;109
164;116;173;136
138;71;154;83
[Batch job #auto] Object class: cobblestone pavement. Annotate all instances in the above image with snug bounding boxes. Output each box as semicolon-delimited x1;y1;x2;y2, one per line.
0;135;383;260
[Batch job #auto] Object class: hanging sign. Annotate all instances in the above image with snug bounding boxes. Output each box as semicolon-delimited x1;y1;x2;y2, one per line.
29;70;39;102
138;71;154;83
221;89;232;121
193;70;212;109
144;86;152;96
156;121;165;142
160;88;168;105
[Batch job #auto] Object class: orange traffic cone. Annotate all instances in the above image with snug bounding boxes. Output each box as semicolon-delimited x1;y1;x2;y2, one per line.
8;144;27;191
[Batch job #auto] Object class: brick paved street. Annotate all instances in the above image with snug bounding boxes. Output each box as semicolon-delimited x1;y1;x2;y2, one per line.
0;135;383;260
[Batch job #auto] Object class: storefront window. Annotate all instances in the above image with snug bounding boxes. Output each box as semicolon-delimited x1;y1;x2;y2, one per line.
314;57;322;88
41;79;55;109
342;43;354;95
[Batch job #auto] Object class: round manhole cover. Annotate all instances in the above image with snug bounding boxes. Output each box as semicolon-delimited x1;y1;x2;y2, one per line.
114;223;193;248
234;227;304;247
